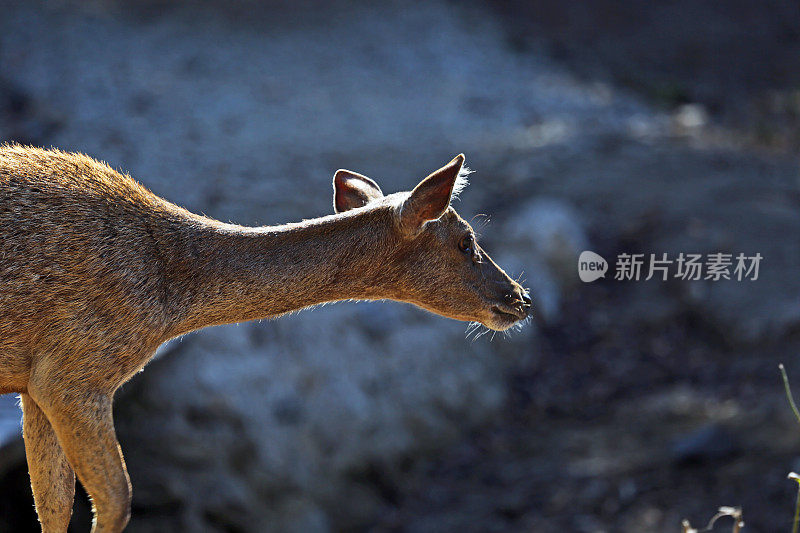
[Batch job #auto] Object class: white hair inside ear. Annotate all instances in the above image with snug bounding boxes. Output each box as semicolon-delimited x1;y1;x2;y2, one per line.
451;166;473;201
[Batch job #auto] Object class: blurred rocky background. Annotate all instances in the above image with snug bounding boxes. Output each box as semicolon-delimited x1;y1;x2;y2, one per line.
0;0;798;531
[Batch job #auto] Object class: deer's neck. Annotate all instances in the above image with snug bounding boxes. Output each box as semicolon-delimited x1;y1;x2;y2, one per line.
165;207;395;337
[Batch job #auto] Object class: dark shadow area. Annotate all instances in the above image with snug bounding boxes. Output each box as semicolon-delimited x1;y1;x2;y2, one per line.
489;0;800;148
0;461;92;533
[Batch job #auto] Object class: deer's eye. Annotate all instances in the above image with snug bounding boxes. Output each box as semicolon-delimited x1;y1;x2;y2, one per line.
458;234;474;254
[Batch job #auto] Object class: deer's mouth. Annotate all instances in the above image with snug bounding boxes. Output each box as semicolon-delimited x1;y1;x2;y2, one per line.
489;305;527;329
491;306;522;321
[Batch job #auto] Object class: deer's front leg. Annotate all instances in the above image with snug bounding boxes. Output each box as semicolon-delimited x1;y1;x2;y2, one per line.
21;393;76;533
29;386;132;533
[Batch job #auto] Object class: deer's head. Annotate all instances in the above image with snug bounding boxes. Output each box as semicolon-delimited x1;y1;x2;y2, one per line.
332;154;531;332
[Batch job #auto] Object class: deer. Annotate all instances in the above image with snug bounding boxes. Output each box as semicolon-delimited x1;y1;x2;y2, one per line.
0;144;531;532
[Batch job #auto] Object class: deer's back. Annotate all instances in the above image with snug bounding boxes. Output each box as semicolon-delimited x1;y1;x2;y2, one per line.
0;146;178;390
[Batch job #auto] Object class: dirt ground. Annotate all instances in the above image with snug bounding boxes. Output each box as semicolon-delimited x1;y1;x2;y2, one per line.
371;2;800;530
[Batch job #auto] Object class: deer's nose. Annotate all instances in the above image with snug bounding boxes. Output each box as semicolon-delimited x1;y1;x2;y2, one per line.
521;290;532;308
504;290;532;317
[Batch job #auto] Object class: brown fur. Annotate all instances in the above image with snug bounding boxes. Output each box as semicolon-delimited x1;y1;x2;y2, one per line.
0;145;529;532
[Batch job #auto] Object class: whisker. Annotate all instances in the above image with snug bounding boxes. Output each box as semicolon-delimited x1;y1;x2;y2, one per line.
470;327;481;344
464;321;481;338
472;326;491;343
465;314;536;343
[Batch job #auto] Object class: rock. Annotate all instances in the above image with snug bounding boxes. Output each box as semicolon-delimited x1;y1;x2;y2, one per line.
0;395;21;476
495;197;588;324
113;302;509;531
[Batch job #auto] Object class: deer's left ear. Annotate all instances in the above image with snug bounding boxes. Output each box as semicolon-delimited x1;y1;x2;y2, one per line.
398;154;465;236
333;170;384;213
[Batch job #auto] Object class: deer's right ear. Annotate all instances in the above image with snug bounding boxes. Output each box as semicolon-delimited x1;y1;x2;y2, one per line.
333;170;384;213
397;154;465;236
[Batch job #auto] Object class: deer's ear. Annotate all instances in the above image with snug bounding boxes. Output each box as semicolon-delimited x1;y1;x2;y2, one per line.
333;169;384;213
398;154;465;236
